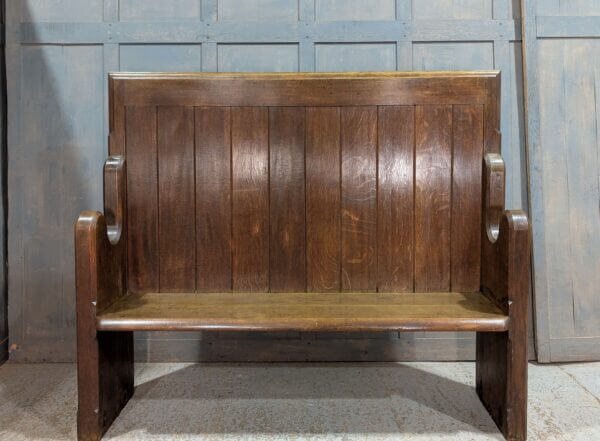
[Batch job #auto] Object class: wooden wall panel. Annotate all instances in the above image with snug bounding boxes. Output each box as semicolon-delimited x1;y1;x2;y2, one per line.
119;0;202;22
7;0;527;362
414;105;452;292
377;106;414;293
120;45;202;72
157;106;196;292
231;107;269;292
218;0;298;21
218;44;299;72
269;107;306;292
306;107;341;292
413;0;492;19
341;107;377;292
315;0;395;21
195;107;232;292
315;44;396;72
523;0;600;361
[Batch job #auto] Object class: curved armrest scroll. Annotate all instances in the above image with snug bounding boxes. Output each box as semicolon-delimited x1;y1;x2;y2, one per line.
104;156;126;245
75;211;126;312
484;153;505;243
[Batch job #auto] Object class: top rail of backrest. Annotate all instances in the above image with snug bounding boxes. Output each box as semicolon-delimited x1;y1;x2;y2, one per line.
109;71;500;154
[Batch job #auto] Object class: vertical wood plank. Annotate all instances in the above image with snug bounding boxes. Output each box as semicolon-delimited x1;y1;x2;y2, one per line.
196;107;232;292
341;107;377;292
415;105;452;292
269;107;306;292
157;106;195;292
126;106;158;293
231;107;269;292
563;40;600;336
377;106;414;292
451;105;483;292
306;107;341;292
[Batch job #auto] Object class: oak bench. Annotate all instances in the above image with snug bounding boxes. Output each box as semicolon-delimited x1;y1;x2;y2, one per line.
75;72;529;440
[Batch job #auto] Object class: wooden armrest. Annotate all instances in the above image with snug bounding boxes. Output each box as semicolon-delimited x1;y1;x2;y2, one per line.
75;156;127;313
481;153;530;313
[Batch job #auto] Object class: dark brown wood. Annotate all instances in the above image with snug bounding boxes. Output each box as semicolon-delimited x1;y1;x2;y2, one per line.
477;154;529;441
103;156;126;246
125;106;158;293
114;72;492;107
157;106;196;292
195;106;232;292
415;105;452;292
341;107;377;292
77;71;529;440
269;107;306;292
231;107;269;292
451;105;483;292
97;291;508;333
306;107;341;292
75;157;133;441
377;106;414;292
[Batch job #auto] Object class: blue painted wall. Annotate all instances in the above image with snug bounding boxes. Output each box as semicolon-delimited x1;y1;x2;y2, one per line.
6;0;527;361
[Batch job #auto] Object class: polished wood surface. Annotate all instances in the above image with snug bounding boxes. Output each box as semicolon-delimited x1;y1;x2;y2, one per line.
76;72;529;441
114;72;493;107
117;102;489;294
97;291;508;333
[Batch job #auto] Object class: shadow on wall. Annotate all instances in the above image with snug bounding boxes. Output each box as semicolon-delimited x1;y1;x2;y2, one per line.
8;1;103;361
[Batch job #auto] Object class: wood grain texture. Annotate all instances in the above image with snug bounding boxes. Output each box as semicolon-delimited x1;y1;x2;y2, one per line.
75;211;133;441
269;107;306;292
478;212;530;441
306;107;341;292
157;106;195;292
114;72;492;107
195;107;232;292
377;106;415;292
231;107;269;292
341;107;377;292
97;291;509;333
125;106;158;293
451;105;483;292
414;105;452;292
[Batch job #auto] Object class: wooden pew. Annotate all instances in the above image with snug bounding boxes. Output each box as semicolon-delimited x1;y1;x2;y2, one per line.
75;72;529;440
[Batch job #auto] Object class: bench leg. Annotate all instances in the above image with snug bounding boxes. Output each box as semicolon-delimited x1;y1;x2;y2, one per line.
476;330;527;441
77;330;134;441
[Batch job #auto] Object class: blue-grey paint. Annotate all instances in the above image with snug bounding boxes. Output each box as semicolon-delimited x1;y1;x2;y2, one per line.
120;44;202;71
522;0;600;362
7;0;529;362
315;43;396;72
218;43;299;72
0;0;7;365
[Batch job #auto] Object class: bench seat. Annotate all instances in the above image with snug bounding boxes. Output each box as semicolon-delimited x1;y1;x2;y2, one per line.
96;291;508;333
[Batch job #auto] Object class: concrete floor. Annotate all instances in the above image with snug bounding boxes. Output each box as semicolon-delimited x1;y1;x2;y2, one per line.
0;362;598;440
